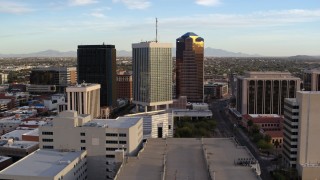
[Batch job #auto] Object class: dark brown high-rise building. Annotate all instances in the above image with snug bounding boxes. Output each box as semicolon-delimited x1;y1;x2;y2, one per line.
176;32;204;102
77;45;117;107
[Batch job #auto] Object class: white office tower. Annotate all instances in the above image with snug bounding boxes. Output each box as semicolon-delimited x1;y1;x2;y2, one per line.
66;83;100;118
132;42;173;112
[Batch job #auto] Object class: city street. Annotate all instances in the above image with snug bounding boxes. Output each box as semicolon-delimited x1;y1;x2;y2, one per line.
210;99;273;180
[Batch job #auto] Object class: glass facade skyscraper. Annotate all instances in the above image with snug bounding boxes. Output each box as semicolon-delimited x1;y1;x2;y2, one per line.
77;45;117;107
176;32;204;102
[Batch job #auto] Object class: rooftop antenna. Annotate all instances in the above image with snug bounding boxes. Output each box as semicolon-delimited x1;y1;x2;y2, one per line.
156;17;158;43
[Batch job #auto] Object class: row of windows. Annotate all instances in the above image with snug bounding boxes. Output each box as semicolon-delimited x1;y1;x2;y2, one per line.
105;133;127;137
42;131;53;135
42;139;53;142
106;140;127;144
43;145;53;149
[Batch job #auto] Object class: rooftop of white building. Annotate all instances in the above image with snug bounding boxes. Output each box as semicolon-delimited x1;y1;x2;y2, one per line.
0;140;38;150
83;117;141;129
1;129;35;140
0;149;83;177
172;109;212;117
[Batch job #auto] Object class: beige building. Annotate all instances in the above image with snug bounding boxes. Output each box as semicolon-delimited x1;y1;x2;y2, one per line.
39;111;143;180
0;149;87;180
303;68;320;91
236;72;301;115
125;110;173;138
66;83;100;118
132;42;173;111
295;91;320;179
0;73;8;84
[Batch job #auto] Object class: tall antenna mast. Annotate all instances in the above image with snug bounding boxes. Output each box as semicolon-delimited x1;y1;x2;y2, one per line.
156;17;158;43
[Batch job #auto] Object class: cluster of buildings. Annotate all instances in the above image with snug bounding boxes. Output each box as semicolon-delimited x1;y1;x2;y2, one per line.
232;69;320;179
0;32;229;180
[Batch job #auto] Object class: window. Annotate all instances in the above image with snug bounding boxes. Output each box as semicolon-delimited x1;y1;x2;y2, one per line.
168;125;171;129
42;131;53;135
106;148;117;151
81;147;86;150
43;145;54;149
119;133;126;137
106;133;117;137
106;155;115;158
42;139;53;142
119;141;126;144
81;140;86;143
106;140;117;144
80;132;85;136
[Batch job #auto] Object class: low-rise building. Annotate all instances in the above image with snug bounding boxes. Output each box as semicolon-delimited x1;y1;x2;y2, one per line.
0;149;87;180
241;114;283;131
125;110;173;138
0;140;39;160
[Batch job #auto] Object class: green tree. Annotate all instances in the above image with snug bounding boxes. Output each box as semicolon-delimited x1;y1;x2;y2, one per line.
264;134;272;143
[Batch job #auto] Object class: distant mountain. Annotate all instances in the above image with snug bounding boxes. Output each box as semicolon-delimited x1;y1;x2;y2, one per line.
0;48;260;57
204;47;260;57
288;55;320;60
117;50;131;57
0;50;76;58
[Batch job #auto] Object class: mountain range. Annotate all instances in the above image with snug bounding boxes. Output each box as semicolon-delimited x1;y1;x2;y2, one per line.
0;48;261;58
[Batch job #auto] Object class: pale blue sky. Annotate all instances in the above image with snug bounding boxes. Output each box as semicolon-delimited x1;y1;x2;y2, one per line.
0;0;320;56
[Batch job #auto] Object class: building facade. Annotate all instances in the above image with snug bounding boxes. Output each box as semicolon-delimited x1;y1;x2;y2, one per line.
176;32;204;102
39;111;143;180
29;67;77;93
125;110;173;138
77;45;117;107
204;82;228;99
66;83;100;118
283;98;299;168
236;72;301;115
132;42;172;111
303;68;320;91
295;91;320;179
0;74;8;85
116;74;132;100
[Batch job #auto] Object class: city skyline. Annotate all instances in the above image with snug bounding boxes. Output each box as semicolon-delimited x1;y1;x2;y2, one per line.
0;0;320;56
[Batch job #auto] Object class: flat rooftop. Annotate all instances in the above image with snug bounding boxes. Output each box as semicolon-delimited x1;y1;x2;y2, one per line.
83;117;141;128
116;138;259;180
0;140;38;149
172;109;212;117
0;156;11;163
0;149;83;178
1;129;34;140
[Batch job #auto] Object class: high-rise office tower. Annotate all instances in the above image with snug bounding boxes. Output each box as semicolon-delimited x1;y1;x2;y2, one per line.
303;68;320;91
132;42;172;111
66;83;100;118
282;91;320;179
176;32;204;102
77;45;117;107
236;72;301;115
